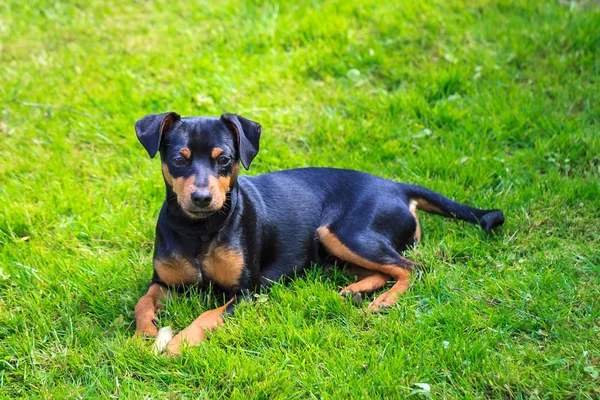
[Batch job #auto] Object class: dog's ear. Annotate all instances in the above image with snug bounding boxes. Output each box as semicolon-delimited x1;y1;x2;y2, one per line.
134;112;181;158
220;113;262;170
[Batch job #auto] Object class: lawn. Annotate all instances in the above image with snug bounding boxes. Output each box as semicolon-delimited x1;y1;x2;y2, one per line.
1;0;599;398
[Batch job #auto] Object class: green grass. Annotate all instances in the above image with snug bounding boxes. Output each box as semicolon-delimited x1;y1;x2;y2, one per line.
1;0;599;397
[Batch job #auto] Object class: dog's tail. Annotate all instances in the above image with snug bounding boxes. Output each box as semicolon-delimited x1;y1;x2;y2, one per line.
402;184;504;233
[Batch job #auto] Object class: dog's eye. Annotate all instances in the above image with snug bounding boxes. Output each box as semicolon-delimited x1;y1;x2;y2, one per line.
216;156;231;166
172;156;186;166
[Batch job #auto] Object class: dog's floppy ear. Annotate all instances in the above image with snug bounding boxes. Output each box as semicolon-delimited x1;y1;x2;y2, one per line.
134;112;181;158
220;113;262;170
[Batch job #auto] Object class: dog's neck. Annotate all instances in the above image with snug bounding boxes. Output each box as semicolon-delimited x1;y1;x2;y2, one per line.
164;184;239;241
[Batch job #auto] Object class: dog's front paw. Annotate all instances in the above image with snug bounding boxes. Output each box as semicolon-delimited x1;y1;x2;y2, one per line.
164;334;184;356
135;317;159;337
164;324;208;356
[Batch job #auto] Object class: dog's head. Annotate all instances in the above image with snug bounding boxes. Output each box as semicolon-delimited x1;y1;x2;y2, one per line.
135;113;261;218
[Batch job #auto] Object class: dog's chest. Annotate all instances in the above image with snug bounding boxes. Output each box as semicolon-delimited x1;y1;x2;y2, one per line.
154;244;244;289
154;256;201;286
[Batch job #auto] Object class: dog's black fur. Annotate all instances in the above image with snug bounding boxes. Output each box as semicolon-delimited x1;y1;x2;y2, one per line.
133;112;504;347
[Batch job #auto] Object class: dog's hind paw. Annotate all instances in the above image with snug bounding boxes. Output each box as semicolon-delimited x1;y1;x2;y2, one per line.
368;291;398;313
339;289;363;304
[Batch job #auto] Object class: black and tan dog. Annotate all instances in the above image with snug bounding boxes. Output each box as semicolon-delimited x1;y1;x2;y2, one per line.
133;112;504;354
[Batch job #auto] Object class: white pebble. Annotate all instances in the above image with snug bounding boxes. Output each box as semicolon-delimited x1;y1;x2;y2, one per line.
152;326;173;354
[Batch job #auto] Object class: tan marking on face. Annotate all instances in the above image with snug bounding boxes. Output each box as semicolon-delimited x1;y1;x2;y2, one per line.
162;164;197;207
217;175;231;196
134;283;170;337
409;200;422;242
162;163;174;186
154;256;202;286
201;245;244;289
207;175;228;210
415;197;446;215
163;162;236;217
173;175;197;204
163;172;198;214
230;163;240;186
180;148;191;158
211;147;224;159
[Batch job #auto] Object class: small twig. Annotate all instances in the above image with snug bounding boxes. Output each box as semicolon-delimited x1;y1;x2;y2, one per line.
16;101;98;118
449;284;542;321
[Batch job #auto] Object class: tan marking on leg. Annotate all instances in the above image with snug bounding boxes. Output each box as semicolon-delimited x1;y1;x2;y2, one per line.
211;147;224;159
368;268;411;311
179;148;191;158
316;227;416;275
165;298;235;355
415;197;445;215
317;227;414;311
409;200;421;242
341;271;391;296
134;283;169;337
201;245;244;289
154;257;202;286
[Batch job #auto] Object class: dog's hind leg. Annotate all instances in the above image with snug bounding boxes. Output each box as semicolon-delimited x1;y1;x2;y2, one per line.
340;266;391;303
368;268;411;310
317;226;416;312
408;200;421;243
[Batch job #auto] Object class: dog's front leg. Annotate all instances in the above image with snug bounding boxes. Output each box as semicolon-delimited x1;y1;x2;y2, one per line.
134;283;170;337
165;297;236;355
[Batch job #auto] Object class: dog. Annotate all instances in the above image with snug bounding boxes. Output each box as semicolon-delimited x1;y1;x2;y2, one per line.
133;112;504;354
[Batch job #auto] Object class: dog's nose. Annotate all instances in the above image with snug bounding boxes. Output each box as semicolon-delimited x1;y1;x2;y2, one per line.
191;189;213;208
